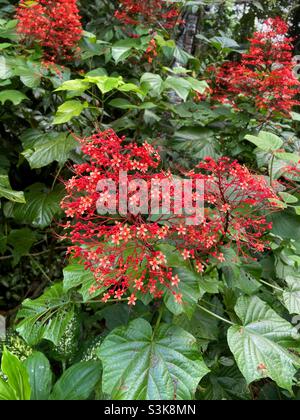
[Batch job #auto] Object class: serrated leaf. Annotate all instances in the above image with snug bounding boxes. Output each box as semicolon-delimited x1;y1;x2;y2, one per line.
228;296;300;392
98;318;209;400
16;283;74;346
21;130;77;169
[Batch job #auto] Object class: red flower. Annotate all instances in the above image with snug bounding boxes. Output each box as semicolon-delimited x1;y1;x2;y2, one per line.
210;18;300;117
16;0;82;62
115;0;182;29
61;130;281;305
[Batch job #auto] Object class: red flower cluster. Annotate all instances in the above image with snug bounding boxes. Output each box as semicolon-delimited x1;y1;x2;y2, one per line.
210;18;300;117
61;130;280;305
16;0;82;62
145;38;158;64
115;0;182;29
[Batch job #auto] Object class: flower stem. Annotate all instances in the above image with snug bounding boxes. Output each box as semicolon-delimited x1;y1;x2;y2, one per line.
197;304;234;326
259;279;284;292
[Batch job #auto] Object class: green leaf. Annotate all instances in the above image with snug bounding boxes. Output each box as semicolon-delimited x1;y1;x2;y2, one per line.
54;79;90;92
283;276;300;315
245;131;283;152
50;361;101;400
0;378;17;400
1;348;31;400
0;90;28;105
186;77;208;94
210;36;240;50
291;111;300;121
89;76;124;94
7;228;37;265
0;56;12;79
275;152;300;163
63;263;103;302
21;130;77;169
279;192;298;204
17;283;74;346
0;175;25;203
118;83;141;93
199;365;250;400
53;100;88;124
111;42;133;63
141;73;163;96
228;296;300;392
98;318;209;400
164;76;191;101
109;98;156;110
164;266;213;318
5;183;63;228
270;210;300;241
24;352;52;400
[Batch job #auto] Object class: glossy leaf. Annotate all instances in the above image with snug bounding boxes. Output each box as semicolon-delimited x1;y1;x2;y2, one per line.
98;318;209;400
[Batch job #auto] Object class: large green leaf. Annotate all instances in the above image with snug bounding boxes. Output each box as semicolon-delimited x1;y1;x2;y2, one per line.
141;73;163;96
245;131;283;152
228;296;300;391
164;76;192;101
199;365;250;400
283;276;300;315
50;361;101;400
21;130;77;169
1;348;31;400
53;100;88;124
5;183;64;228
0;90;28;105
98;318;209;400
24;352;52;401
270;210;300;242
0;175;25;203
17;283;74;346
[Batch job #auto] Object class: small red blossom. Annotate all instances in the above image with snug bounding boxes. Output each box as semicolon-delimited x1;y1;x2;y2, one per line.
128;293;137;306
